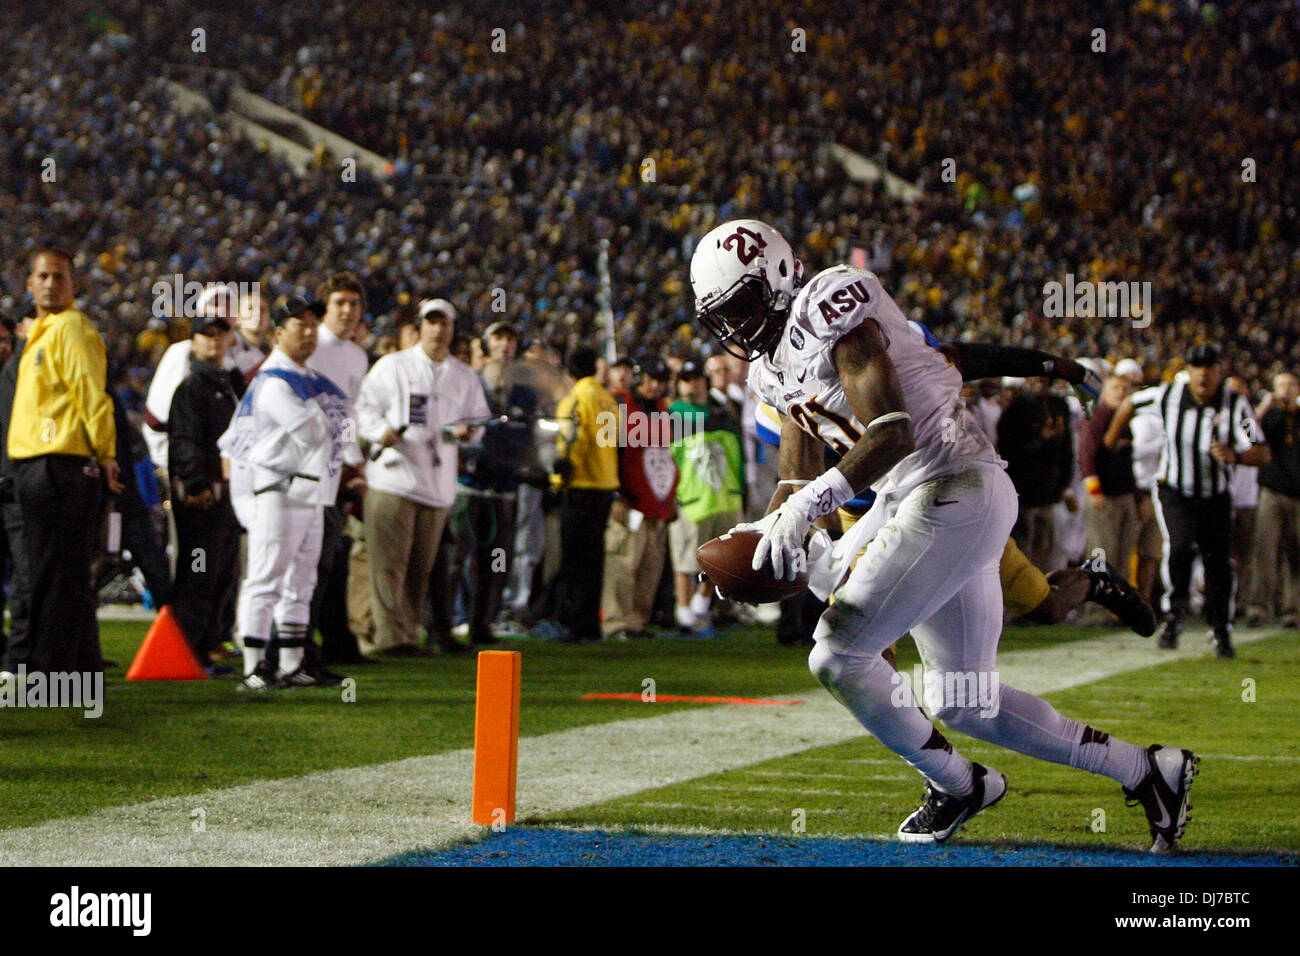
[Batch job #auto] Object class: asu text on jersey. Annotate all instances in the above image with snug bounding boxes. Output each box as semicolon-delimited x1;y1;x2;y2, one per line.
747;265;1002;498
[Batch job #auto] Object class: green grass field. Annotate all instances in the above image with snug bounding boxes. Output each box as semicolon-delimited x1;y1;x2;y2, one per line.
1;619;1296;857
544;634;1300;853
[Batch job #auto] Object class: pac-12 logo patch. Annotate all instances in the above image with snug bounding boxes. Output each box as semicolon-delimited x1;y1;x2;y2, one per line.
790;327;806;350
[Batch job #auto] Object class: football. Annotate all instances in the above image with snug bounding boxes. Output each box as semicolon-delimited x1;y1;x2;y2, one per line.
696;530;809;605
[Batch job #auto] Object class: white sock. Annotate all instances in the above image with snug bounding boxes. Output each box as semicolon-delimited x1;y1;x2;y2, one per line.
675;605;695;628
690;592;711;617
242;646;263;676
943;683;1150;789
278;647;305;676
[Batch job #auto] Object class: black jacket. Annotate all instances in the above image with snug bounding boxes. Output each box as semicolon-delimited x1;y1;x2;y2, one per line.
997;391;1075;507
0;339;23;482
168;357;245;498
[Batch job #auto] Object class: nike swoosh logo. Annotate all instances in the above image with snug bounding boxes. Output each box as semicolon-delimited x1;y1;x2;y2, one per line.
934;498;959;506
1153;805;1173;830
796;368;810;383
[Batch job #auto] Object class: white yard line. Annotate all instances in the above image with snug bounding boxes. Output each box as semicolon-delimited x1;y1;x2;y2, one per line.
0;628;1280;866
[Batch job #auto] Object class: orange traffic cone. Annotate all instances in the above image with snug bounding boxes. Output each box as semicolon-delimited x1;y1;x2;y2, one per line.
125;606;208;681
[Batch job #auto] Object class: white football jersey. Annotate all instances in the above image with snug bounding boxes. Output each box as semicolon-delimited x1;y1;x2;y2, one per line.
747;265;1002;497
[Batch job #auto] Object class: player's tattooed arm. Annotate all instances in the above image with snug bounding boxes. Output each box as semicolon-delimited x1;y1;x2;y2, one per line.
766;415;825;515
830;320;915;494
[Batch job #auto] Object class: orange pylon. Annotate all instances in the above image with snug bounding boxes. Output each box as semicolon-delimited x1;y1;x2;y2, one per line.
471;650;521;825
125;606;208;681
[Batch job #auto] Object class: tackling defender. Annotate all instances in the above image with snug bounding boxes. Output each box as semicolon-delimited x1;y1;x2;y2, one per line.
690;219;1197;850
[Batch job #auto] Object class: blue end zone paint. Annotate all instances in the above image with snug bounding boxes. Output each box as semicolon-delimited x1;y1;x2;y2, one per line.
376;829;1295;867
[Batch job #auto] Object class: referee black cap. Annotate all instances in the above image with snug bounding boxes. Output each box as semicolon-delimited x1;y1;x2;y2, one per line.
1186;344;1222;367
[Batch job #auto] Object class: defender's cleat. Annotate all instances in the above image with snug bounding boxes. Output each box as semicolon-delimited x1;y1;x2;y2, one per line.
1211;628;1235;659
275;666;321;689
1123;745;1199;853
1083;561;1157;636
898;763;1007;844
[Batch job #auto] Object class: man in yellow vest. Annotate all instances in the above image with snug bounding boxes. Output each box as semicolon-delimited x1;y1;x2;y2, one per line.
8;248;121;675
550;346;619;642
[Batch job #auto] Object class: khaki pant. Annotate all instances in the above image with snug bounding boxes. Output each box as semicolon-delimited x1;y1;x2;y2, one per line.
1249;486;1300;617
345;514;376;653
364;489;448;652
601;514;669;635
1084;492;1139;579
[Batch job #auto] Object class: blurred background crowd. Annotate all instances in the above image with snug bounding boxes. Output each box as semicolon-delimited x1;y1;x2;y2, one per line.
0;0;1296;669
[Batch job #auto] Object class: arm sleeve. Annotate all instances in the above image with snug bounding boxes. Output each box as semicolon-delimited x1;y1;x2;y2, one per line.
56;319;116;461
948;342;1068;383
167;379;210;494
462;372;491;428
555;390;577;460
354;363;394;443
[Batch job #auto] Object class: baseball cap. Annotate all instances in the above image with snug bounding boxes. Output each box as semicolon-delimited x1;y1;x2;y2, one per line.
634;356;671;382
196;284;238;318
482;319;517;340
419;298;457;322
678;360;704;380
1113;358;1143;380
191;314;232;336
1186;344;1222;367
272;294;325;327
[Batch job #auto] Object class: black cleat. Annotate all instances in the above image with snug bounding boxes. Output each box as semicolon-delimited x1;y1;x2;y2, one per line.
898;763;1007;844
236;663;277;693
274;666;321;689
1083;561;1157;636
1156;614;1179;649
1123;745;1199;853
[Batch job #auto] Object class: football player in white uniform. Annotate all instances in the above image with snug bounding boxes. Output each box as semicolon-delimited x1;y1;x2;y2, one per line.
691;219;1197;850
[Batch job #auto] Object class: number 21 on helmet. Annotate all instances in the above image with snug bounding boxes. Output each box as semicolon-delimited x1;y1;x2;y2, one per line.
690;219;803;361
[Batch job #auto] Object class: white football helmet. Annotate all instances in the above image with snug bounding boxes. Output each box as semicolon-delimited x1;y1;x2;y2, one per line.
690;219;803;360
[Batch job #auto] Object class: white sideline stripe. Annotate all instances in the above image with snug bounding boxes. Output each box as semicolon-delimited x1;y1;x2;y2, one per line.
624;802;867;814
697;784;890;798
737;770;910;781
0;628;1278;866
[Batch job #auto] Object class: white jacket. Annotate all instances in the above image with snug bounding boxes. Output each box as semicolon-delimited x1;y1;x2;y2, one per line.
144;339;238;468
219;348;355;516
356;346;489;507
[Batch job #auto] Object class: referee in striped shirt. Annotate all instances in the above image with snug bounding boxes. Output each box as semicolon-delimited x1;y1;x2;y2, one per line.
1105;345;1269;657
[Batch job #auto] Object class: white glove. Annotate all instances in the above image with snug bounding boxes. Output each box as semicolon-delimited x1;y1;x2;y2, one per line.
748;502;812;582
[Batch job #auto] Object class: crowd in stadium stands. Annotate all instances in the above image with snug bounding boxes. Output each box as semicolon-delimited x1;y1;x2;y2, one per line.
0;0;1297;679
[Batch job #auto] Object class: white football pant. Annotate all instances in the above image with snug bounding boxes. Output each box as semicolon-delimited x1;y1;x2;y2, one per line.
236;491;324;674
810;462;1148;795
